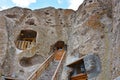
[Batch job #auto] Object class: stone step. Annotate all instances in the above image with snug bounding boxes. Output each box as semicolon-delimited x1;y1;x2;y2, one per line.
38;61;59;80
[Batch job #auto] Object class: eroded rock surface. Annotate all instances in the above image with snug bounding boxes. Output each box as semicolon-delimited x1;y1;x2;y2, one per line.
0;0;120;80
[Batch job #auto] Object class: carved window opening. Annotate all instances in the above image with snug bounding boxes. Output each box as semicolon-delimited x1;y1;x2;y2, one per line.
52;41;67;60
54;41;65;50
67;53;101;80
67;59;87;80
25;19;35;25
5;14;17;18
89;0;92;3
15;30;37;50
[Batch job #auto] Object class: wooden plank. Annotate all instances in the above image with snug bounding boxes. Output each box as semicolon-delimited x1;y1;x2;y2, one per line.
21;41;24;50
4;77;19;80
71;73;87;80
15;41;19;48
24;41;27;49
66;56;85;67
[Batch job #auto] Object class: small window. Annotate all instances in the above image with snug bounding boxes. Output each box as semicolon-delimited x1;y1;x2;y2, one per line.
67;53;101;80
15;30;37;50
89;0;92;3
67;59;87;80
53;41;67;60
54;41;65;50
25;19;35;25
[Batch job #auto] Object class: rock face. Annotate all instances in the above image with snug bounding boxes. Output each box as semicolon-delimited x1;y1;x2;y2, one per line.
0;7;74;79
112;0;120;79
66;0;113;80
0;0;120;80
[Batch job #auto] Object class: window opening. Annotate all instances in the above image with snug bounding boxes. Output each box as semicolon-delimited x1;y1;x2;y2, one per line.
67;59;87;80
52;41;67;60
15;30;37;50
54;41;65;51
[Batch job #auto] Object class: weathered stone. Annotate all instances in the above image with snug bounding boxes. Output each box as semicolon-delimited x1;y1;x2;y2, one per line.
0;0;120;80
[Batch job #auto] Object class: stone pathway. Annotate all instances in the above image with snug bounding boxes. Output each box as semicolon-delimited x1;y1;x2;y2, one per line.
38;60;59;80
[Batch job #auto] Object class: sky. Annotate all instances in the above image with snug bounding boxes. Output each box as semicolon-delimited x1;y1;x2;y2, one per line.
0;0;84;11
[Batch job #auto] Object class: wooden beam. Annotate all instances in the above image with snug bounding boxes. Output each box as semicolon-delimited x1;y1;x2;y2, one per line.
66;56;85;67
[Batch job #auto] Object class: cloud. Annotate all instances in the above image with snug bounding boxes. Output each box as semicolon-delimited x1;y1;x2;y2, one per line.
68;0;84;10
58;0;62;4
0;6;9;11
11;0;36;7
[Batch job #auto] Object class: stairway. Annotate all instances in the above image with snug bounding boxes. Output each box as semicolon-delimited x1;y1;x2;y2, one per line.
38;61;59;80
27;50;66;80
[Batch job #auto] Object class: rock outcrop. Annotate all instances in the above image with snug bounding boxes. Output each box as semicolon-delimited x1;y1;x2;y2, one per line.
0;0;120;80
0;6;74;79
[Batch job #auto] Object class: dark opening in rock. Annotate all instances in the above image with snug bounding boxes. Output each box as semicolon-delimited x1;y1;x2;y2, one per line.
17;30;37;41
25;19;35;25
67;59;87;79
15;30;37;50
101;35;105;39
5;14;17;18
54;41;65;50
44;12;49;15
89;0;93;3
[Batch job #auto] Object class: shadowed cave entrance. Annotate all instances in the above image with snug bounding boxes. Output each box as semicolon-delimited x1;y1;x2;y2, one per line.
15;30;37;50
51;41;67;60
53;41;65;50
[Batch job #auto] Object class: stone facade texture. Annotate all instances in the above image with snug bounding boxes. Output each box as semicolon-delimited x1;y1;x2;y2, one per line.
0;0;120;80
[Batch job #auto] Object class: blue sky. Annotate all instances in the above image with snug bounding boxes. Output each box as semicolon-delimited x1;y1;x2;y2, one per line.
0;0;84;11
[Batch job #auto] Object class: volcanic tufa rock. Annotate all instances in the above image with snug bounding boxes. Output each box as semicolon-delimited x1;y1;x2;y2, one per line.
0;0;120;80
